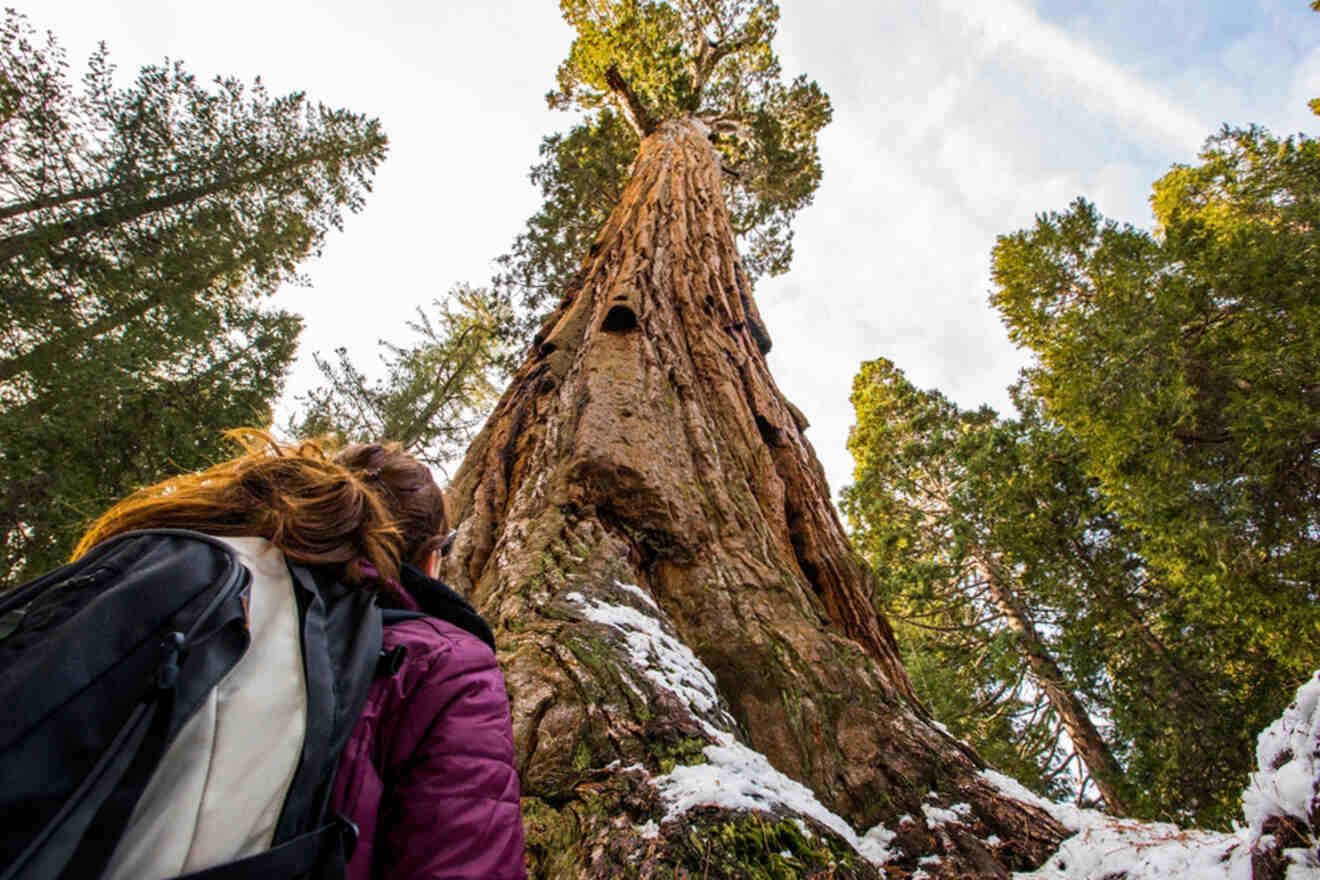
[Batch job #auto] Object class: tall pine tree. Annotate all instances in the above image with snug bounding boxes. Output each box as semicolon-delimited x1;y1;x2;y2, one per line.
289;285;510;475
990;127;1320;690
844;360;1283;827
844;360;1133;817
0;11;387;581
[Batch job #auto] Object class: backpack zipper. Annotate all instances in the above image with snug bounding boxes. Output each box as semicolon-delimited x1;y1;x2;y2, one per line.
154;557;251;690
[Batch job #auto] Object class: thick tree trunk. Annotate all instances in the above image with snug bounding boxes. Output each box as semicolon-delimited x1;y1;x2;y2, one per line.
441;117;1067;878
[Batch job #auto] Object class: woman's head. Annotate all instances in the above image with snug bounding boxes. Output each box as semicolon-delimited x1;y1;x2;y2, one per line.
73;429;408;584
333;443;448;573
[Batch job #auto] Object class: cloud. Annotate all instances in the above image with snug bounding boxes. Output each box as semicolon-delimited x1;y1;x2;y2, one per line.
936;0;1210;154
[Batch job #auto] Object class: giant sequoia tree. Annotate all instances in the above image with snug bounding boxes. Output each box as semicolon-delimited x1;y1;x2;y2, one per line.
436;4;1075;875
495;0;830;338
0;11;386;581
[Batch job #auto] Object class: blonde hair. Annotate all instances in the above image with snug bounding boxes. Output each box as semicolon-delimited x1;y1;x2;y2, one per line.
73;429;404;584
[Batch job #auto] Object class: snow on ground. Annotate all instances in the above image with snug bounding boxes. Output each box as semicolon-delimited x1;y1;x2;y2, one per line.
570;583;1320;879
983;670;1320;879
565;590;899;867
985;769;1253;879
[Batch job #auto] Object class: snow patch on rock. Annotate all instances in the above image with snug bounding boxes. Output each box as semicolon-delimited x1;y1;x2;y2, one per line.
1244;670;1320;842
565;591;899;867
566;591;733;724
923;801;972;828
985;671;1320;879
655;734;898;866
861;821;897;853
613;579;659;610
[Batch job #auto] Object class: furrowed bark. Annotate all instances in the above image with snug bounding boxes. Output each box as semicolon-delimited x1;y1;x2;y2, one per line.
442;117;1067;878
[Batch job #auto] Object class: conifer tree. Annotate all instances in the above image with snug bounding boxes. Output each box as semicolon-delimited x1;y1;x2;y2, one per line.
844;359;1284;827
289;285;510;474
990;126;1320;690
845;360;1133;817
0;11;386;581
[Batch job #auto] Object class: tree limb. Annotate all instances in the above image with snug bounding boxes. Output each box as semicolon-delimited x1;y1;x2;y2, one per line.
604;65;658;139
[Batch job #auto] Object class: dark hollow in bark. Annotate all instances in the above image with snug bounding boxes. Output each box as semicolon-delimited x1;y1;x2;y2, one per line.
601;305;639;333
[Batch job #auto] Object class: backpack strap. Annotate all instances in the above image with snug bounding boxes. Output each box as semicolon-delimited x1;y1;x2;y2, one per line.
267;566;382;873
171;813;357;880
166;564;382;880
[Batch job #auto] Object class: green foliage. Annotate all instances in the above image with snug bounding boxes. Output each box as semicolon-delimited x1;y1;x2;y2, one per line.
495;110;635;341
0;11;386;582
990;127;1320;685
845;359;1279;827
850;123;1320;831
1;310;300;585
844;359;1107;807
895;617;1077;803
672;813;865;880
289;286;510;475
497;0;831;332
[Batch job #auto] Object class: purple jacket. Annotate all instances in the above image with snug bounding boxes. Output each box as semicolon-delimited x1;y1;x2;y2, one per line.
330;613;526;880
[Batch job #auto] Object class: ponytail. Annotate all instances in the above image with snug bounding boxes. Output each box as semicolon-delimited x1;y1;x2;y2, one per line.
74;429;403;585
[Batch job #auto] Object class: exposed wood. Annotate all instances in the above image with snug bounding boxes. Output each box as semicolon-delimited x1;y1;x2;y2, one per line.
605;65;659;139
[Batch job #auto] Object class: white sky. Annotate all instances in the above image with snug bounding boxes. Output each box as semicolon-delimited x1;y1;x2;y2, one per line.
21;0;1320;502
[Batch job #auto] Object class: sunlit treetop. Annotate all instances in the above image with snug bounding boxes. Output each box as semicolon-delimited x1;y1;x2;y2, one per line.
551;0;783;125
497;0;831;327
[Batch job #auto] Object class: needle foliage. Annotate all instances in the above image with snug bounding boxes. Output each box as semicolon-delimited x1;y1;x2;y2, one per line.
0;11;386;582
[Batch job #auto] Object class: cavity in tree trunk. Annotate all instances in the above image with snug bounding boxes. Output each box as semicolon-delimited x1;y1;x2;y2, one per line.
441;117;1067;878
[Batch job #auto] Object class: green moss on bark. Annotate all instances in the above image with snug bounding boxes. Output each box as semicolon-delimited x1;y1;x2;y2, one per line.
668;810;880;880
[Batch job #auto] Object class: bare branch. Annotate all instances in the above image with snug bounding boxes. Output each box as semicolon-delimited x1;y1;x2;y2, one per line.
604;65;657;138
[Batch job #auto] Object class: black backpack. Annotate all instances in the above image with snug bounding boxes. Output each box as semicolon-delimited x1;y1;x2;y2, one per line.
0;529;490;880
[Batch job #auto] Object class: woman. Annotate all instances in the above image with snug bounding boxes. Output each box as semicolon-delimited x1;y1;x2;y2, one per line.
330;440;525;880
72;430;526;880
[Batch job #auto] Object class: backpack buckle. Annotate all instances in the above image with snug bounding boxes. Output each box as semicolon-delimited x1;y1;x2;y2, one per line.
156;631;186;690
